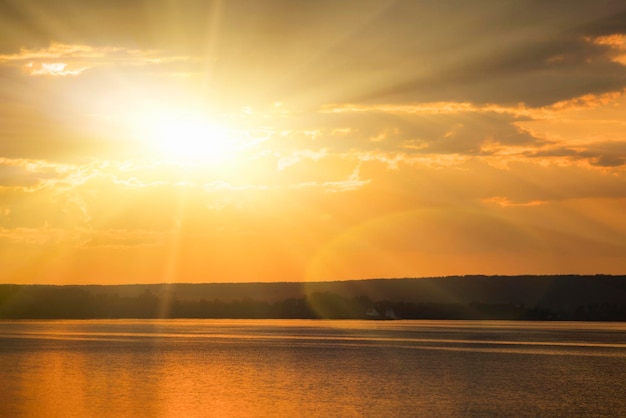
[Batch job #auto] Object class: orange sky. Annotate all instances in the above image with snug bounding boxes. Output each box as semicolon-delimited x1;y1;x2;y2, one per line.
1;1;625;284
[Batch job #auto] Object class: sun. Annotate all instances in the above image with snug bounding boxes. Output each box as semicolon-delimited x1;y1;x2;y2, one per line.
132;106;243;165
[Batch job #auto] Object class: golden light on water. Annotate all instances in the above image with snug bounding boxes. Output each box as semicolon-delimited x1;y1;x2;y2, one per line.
2;320;625;417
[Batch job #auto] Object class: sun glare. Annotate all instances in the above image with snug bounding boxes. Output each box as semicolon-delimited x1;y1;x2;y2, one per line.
133;107;242;165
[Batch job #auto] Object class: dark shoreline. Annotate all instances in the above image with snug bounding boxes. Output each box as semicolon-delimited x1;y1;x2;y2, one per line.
2;275;626;320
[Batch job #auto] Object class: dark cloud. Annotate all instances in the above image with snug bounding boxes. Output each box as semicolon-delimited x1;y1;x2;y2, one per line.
528;141;626;167
348;7;626;106
582;9;626;36
266;109;543;156
4;0;626;108
355;45;626;108
591;154;625;167
268;1;626;107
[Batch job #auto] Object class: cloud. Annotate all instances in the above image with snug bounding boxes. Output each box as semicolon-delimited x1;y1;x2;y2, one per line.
583;9;626;36
273;91;626;170
290;164;370;193
26;62;87;76
591;34;626;65
0;157;80;191
263;101;545;163
482;197;547;208
526;141;626;168
277;149;328;170
0;42;189;77
268;1;626;108
2;2;625;108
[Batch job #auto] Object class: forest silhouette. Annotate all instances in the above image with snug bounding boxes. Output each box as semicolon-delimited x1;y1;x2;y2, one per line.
1;275;625;320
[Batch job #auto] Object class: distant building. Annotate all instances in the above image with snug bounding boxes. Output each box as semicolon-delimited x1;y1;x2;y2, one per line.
366;308;380;319
366;307;399;320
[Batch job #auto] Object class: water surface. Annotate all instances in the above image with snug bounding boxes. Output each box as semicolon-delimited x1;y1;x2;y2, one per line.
1;320;625;417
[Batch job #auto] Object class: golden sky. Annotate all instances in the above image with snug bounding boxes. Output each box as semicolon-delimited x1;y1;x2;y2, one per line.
1;0;625;284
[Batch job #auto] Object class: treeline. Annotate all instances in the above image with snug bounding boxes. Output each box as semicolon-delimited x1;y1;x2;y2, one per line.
1;285;626;320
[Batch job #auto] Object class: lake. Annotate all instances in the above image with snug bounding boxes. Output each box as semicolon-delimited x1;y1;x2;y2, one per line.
1;320;625;417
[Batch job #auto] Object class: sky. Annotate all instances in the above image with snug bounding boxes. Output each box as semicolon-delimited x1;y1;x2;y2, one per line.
1;0;625;284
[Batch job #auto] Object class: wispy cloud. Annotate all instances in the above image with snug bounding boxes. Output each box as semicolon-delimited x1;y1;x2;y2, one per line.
0;42;190;76
591;34;626;65
25;62;87;76
483;196;548;208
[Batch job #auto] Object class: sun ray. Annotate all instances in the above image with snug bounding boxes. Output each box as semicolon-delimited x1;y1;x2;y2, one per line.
131;106;243;167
